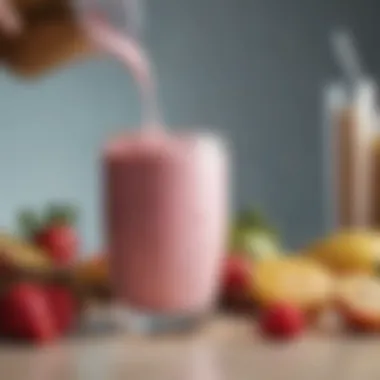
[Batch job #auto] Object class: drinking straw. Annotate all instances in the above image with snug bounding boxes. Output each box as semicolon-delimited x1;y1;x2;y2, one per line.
330;29;364;88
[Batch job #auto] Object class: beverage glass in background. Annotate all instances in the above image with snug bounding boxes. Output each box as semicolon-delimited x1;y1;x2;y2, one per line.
370;120;380;226
323;31;379;233
103;130;230;333
323;80;378;232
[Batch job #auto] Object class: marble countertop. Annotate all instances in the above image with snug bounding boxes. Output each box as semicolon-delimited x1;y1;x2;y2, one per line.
0;316;377;380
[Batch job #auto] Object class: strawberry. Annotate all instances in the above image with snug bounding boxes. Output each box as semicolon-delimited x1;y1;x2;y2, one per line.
259;303;305;340
220;256;255;313
1;283;57;344
35;226;78;267
34;204;79;267
45;286;77;334
222;256;252;299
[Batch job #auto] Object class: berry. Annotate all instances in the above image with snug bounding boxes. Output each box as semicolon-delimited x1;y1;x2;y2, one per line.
259;303;305;340
222;256;251;297
45;286;77;334
34;203;79;267
35;225;78;267
1;283;57;344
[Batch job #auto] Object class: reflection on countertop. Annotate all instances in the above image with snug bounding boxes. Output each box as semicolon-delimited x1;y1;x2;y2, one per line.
0;317;377;380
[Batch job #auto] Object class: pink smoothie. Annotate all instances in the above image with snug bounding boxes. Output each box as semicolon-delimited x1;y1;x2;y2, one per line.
104;131;229;314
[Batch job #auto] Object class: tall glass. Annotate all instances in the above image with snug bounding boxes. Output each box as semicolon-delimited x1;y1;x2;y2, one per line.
103;130;230;333
322;79;378;232
370;123;380;226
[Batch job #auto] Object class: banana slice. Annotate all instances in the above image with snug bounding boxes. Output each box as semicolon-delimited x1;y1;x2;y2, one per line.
252;257;334;312
0;231;51;272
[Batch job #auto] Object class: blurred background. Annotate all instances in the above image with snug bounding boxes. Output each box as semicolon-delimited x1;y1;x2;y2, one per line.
0;0;378;252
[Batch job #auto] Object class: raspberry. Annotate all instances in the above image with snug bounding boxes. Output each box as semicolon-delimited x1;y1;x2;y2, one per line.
259;303;305;340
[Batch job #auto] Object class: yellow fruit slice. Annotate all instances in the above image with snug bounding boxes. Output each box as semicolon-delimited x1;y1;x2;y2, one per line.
73;255;109;289
0;232;51;272
335;275;380;330
306;230;380;274
252;257;334;311
336;275;380;315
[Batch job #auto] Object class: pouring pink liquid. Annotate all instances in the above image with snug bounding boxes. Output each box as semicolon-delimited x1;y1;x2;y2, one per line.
79;3;230;332
77;3;161;128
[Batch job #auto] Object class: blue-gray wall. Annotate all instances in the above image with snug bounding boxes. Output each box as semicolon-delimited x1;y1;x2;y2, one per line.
0;0;378;253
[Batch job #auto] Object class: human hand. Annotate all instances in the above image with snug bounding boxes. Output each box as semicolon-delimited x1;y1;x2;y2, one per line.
0;0;22;35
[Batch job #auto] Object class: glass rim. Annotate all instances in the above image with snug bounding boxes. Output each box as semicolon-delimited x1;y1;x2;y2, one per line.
103;127;230;151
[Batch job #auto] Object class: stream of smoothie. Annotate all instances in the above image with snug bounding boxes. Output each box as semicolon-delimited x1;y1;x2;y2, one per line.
79;10;161;128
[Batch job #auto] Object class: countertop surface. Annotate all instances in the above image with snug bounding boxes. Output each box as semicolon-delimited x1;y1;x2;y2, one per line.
0;316;377;380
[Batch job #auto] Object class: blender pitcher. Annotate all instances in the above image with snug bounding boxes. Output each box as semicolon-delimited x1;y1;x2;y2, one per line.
0;0;146;77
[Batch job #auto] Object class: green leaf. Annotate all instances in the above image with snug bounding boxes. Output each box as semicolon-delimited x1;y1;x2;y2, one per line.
44;203;78;227
235;208;279;239
229;226;281;260
17;208;41;240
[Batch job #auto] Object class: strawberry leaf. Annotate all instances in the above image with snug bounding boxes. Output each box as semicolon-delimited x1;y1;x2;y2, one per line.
236;208;278;237
44;203;78;227
17;209;41;240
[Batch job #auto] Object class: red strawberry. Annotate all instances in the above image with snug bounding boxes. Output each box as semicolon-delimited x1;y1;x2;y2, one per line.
35;204;79;267
35;226;78;267
0;256;12;276
1;283;57;344
220;256;254;313
259;303;305;340
222;256;251;298
45;286;77;334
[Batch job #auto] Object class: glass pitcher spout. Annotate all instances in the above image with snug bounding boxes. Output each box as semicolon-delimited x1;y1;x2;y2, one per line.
74;0;144;40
